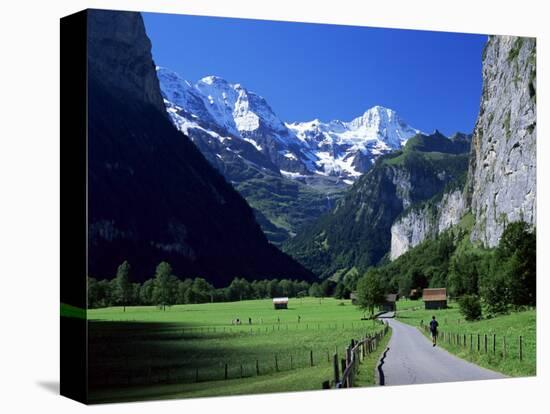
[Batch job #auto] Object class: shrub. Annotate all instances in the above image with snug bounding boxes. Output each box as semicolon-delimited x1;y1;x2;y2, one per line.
458;294;482;321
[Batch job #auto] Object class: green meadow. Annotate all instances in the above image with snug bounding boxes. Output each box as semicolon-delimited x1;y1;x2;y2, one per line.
395;299;536;377
87;297;389;403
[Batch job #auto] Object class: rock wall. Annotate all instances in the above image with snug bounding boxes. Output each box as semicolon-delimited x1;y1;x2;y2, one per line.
467;36;536;246
87;10;166;112
389;35;537;258
390;189;466;260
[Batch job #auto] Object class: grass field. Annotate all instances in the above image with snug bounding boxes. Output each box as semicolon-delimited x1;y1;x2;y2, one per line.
395;299;536;377
87;297;389;403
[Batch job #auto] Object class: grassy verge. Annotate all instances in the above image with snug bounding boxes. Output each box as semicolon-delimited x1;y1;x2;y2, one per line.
396;299;535;377
353;327;392;387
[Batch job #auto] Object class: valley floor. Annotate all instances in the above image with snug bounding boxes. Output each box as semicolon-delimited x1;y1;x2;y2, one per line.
87;298;388;403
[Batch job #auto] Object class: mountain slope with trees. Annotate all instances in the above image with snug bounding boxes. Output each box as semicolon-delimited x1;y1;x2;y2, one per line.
283;132;471;278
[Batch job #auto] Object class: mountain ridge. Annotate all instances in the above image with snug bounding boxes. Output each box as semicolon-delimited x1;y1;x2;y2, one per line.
157;67;423;182
86;9;313;284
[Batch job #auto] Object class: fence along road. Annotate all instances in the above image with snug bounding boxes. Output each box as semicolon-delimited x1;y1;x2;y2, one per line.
379;314;506;385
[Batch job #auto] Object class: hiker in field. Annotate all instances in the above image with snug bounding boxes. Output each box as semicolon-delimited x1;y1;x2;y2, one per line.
248;317;252;325
429;316;439;347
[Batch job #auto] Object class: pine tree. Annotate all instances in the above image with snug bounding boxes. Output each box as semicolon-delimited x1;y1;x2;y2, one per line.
113;261;132;312
152;261;174;311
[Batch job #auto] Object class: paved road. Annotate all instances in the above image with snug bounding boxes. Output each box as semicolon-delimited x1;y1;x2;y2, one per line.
378;315;506;386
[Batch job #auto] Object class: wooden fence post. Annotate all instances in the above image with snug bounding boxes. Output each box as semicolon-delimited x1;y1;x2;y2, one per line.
224;363;228;380
333;353;340;385
310;349;314;367
484;334;488;353
493;334;496;354
290;355;293;370
477;334;480;352
195;367;199;383
470;334;473;351
275;355;279;371
339;357;347;388
240;364;243;378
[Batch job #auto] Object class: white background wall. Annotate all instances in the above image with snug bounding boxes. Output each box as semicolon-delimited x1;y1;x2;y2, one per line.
0;0;547;412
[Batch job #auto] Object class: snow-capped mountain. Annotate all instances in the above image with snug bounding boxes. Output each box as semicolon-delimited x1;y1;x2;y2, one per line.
157;67;422;184
287;106;421;180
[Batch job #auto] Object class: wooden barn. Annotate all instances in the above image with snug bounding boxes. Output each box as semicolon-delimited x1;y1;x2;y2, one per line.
422;288;447;309
272;297;288;310
380;294;398;312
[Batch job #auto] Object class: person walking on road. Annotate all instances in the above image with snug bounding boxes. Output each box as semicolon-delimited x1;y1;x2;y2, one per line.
429;316;439;347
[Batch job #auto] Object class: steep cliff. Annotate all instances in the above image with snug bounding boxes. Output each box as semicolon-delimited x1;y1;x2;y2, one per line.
390;188;466;260
389;35;536;258
466;36;536;246
86;10;313;284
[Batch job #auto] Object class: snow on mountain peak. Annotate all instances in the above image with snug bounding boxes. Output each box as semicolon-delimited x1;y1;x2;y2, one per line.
198;75;228;85
157;67;423;183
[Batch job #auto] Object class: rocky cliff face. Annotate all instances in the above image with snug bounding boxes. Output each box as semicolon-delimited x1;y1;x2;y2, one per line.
389;36;536;258
86;10;313;284
390;189;466;260
87;10;166;113
466;36;536;246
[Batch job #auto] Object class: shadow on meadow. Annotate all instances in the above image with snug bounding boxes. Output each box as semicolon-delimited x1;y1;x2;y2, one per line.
88;318;362;395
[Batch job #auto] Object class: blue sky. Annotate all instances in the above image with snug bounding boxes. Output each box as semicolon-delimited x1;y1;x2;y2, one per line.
143;12;487;136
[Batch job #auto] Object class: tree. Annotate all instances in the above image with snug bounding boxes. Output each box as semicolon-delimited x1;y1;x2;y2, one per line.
87;277;100;308
498;223;536;307
342;267;360;292
397;272;413;298
447;251;483;298
268;279;281;298
355;269;386;318
152;261;176;310
458;294;482;321
479;222;536;312
295;280;310;297
97;279;112;307
308;282;322;297
479;255;510;315
279;279;294;297
130;283;141;305
320;279;335;298
113;261;132;312
140;279;155;305
176;278;193;304
227;277;250;301
333;282;346;299
191;277;213;303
